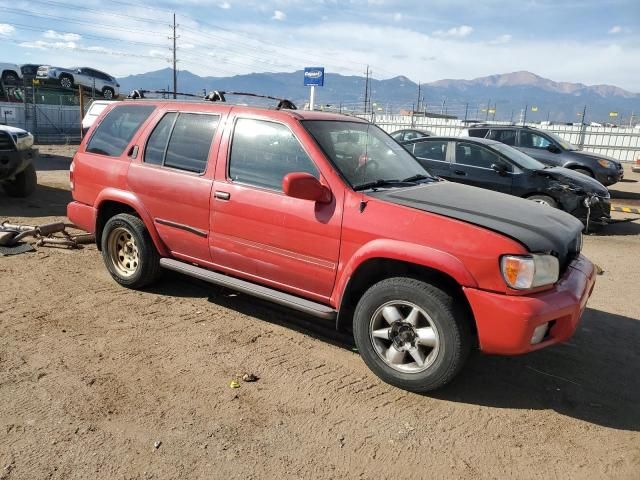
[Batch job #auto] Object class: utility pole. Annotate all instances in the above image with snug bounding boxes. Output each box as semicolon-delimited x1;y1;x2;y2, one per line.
630;111;635;128
440;97;446;115
363;65;370;114
171;13;178;99
485;99;491;121
416;82;421;112
464;103;469;122
522;104;528;125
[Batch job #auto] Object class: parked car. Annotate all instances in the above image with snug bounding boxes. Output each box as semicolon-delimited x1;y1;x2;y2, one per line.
36;66;120;99
390;128;434;143
68;100;595;392
0;63;23;85
0;125;38;197
82;100;117;137
464;124;624;186
403;136;611;227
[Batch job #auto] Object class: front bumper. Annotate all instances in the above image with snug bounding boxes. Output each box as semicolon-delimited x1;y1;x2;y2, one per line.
464;255;596;355
595;166;623;186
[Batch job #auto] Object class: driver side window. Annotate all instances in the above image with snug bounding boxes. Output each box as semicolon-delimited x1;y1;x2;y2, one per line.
229;118;318;191
520;131;552;149
455;142;512;171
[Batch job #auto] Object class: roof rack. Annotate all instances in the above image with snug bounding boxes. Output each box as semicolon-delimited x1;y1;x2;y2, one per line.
127;89;297;110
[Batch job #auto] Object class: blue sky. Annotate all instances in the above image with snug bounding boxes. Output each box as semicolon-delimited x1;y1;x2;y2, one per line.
0;0;638;91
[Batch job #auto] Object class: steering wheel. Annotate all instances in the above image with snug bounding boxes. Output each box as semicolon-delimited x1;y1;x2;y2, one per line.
354;157;381;180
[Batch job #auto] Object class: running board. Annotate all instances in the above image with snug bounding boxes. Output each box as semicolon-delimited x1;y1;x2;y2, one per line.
160;258;337;320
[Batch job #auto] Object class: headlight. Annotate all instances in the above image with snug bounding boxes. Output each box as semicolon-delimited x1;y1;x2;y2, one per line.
500;254;559;290
597;159;614;169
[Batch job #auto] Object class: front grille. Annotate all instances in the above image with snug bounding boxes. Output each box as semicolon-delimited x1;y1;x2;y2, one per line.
0;132;15;151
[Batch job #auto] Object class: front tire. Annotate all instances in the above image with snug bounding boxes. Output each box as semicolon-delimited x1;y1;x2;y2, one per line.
59;75;73;89
102;87;114;99
2;163;37;197
101;214;161;289
527;194;557;208
353;277;472;392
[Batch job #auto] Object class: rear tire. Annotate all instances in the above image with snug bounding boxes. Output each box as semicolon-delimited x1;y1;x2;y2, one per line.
102;87;114;99
2;163;37;197
527;194;557;208
101;213;162;289
353;277;472;392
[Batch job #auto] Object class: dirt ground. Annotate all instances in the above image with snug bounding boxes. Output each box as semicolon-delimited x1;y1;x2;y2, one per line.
1;145;639;479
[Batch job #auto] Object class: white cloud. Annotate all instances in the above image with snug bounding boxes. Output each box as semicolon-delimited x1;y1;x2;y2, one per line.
393;13;402;22
218;1;231;8
0;24;15;37
608;25;622;34
272;10;286;21
433;25;473;38
19;40;78;50
489;34;512;45
43;30;82;41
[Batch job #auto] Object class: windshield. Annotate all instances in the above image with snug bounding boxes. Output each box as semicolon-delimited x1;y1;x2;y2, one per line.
303;120;432;188
491;143;545;170
544;131;578;151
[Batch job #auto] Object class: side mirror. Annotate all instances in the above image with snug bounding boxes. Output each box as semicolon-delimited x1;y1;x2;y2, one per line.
547;144;561;153
283;172;332;204
491;163;508;175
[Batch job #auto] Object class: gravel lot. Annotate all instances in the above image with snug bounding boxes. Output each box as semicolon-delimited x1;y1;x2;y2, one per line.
1;145;639;479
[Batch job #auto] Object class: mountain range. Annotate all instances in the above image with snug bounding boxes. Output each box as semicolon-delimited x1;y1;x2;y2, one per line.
117;69;640;123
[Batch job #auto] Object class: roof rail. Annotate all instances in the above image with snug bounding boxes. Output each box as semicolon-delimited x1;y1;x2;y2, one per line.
127;89;297;110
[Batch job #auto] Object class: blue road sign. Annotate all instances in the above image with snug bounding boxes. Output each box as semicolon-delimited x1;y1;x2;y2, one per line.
304;67;325;87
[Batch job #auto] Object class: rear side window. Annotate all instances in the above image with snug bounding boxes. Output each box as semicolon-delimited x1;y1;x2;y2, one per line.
468;128;489;138
488;129;516;146
86;105;155;157
413;140;448;161
229;118;318;191
144;112;219;173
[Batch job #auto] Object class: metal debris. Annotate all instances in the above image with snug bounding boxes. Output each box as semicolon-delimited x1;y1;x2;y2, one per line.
241;373;258;382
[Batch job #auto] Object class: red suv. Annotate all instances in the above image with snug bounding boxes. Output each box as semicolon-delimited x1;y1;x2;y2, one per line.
68;100;596;392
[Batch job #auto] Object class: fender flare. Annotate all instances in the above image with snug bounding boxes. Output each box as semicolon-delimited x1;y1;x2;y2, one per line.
95;188;170;256
331;238;479;307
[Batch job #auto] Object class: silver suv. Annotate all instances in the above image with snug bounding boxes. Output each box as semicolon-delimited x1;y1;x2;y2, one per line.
36;66;120;99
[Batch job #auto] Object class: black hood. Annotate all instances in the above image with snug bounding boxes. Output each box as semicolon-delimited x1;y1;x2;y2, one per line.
370;182;583;265
537;167;609;196
571;150;621;166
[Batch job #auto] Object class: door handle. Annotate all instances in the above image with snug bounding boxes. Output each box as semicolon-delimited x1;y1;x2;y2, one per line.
453;170;466;176
214;191;231;200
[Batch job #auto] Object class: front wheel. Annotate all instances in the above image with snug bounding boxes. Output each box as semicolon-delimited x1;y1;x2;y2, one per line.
2;163;37;197
59;75;73;89
353;277;472;392
527;194;557;208
102;87;114;99
101;214;162;289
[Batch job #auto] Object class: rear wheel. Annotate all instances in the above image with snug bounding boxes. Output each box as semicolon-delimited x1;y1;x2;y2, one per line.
101;214;161;288
527;194;557;208
353;277;472;392
2;163;37;197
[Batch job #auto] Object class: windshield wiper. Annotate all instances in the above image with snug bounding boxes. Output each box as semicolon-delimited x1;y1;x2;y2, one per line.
353;179;410;191
401;173;434;183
